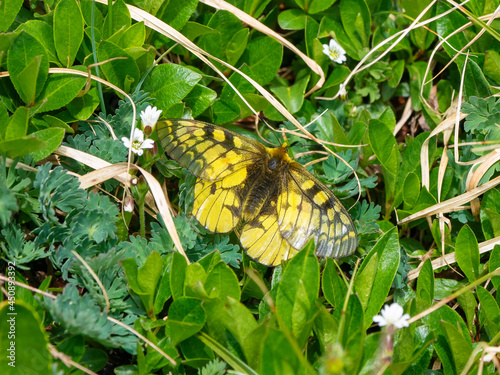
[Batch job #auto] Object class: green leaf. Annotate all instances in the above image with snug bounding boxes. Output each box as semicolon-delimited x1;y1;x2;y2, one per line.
122;251;163;315
403;172;420;209
0;302;51;373
477;286;500;339
416;259;434;303
34;72;86;113
226;28;249;66
102;0;131;39
183;84;217;118
270;74;310;114
0;136;46;159
143;64;201;113
0;0;22;32
464;59;492;100
170;251;188;300
355;227;400;328
204;262;241;301
439;320;472;374
368;119;399;202
276;240;320;347
167;297;206;346
15;20;58;64
240;36;283;85
322;258;347;310
340;0;371;49
308;0;337;14
42;115;74;133
29;128;65;162
98;41;140;92
485;49;500;84
457;290;477;332
7;32;49;105
489;245;500;291
278;9;307;30
53;0;84;67
66;87;101;121
5;106;28;140
198;332;259;375
260;328;303;375
455;225;480;281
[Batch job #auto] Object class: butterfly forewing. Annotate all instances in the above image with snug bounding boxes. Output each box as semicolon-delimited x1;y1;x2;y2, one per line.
158;119;264;181
158;119;358;266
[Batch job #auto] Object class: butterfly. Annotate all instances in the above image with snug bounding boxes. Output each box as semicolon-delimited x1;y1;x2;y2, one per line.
157;119;357;266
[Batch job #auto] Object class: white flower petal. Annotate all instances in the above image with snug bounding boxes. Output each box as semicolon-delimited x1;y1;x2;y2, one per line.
140;105;162;127
122;137;131;148
141;139;155;149
373;303;409;329
132;128;145;143
322;38;347;64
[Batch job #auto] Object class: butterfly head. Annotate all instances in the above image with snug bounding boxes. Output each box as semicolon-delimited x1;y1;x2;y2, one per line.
267;143;293;171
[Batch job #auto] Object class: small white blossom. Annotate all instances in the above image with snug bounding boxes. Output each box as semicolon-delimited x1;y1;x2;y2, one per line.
122;128;155;156
373;303;410;329
322;39;347;64
140;105;162;128
338;83;347;99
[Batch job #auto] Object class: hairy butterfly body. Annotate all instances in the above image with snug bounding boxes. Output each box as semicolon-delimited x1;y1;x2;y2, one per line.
158;119;357;266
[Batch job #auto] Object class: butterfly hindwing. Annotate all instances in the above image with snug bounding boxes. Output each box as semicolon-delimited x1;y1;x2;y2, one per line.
277;163;357;258
158;119;264;181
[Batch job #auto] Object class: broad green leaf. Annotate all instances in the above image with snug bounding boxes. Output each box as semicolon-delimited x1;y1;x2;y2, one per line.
485;49;500;85
455;225;480;281
408;62;432;111
356;227;400;328
110;22;145;49
143;64;201;113
276;240;320;347
153;264;171;315
179;335;214;368
388;60;405;87
340;0;371;49
270;73;310;114
66;87;100;121
226;28;249;66
53;0;84;67
170;251;188;300
435;2;468;62
368;119;398;202
5;106;28;140
477;286;500;339
183;84;217;118
308;0;337;14
490;245;500;291
156;0;198;31
278;9;307;30
0;136;46;158
322;258;347;309
416;259;434;303
457;290;477;333
439;320;472;374
261;328;303;375
430;305;471;374
335;294;364;366
0;302;51;373
0;103;8;141
98;41;140;92
29;128;65;162
212;99;241;125
42;115;74;133
240;36;283;85
204;262;241;301
166;297;205;346
7;32;49;104
403;172;421;209
0;0;22;32
464;60;492;100
16;20;58;63
401;0;435;50
354;252;378;310
34;73;86;113
313;305;338;352
102;0;131;39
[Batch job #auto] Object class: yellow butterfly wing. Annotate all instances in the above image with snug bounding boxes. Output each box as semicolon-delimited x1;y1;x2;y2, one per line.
157;119;265;181
277;163;358;258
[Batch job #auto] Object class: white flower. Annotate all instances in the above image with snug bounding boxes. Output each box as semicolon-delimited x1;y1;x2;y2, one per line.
339;83;347;99
122;128;155;156
322;39;347;64
373;303;410;329
140;105;162;128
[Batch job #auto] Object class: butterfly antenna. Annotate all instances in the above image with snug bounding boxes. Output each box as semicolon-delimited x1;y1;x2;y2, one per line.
256;113;283;147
